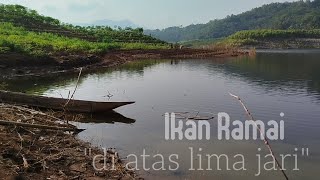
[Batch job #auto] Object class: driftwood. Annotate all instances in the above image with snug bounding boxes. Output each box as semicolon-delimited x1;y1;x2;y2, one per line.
174;112;214;120
0;120;84;133
229;93;289;180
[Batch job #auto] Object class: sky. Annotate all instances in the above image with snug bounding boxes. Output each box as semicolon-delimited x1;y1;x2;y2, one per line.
1;0;297;29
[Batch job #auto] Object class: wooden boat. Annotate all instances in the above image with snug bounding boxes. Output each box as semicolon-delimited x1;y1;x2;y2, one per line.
0;90;134;113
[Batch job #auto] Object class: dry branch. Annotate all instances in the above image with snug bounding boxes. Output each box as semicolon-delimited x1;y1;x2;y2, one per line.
22;155;29;169
229;93;289;180
174;112;214;121
0;120;84;132
0;104;66;124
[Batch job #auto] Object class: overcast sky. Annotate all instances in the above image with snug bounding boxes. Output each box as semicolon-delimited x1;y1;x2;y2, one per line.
1;0;297;29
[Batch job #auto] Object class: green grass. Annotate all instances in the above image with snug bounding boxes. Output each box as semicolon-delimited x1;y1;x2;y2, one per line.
0;23;170;57
0;4;167;44
221;29;320;46
229;29;320;39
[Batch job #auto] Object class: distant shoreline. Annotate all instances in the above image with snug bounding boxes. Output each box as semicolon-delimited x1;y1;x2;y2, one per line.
239;38;320;50
0;48;248;79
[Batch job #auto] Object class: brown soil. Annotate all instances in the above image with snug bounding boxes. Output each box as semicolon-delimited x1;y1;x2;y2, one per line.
99;49;246;67
0;48;248;79
0;104;139;180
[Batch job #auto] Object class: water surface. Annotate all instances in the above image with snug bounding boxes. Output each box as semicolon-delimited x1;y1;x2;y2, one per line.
4;50;320;179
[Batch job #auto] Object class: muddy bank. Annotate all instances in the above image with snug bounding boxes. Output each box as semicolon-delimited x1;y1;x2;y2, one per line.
0;49;248;79
0;104;139;180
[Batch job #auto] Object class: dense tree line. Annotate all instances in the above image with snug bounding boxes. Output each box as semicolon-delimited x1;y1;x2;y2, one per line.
145;0;320;42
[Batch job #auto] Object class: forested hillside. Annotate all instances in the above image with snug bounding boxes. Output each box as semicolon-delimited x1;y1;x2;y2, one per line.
145;0;320;42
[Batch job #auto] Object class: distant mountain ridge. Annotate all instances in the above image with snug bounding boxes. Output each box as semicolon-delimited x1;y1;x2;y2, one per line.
145;0;320;42
76;19;139;29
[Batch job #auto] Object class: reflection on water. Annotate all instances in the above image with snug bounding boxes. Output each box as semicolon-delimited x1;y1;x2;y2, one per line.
70;111;136;124
228;53;320;99
2;50;320;179
1;59;167;95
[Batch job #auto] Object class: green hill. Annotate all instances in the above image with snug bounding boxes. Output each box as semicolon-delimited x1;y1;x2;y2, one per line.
0;4;169;56
145;0;320;42
220;29;320;48
0;4;166;44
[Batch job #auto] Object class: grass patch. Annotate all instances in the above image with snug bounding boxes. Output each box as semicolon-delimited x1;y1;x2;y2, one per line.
0;23;170;57
220;29;320;47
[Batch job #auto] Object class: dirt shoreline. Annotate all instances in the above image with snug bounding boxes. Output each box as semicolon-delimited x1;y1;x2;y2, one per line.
0;49;248;79
0;104;140;180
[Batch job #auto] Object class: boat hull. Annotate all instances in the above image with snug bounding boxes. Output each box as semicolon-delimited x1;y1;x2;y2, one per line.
0;90;134;113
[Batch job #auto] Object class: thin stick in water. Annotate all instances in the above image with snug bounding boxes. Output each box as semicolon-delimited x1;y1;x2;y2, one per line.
229;93;289;180
64;68;82;108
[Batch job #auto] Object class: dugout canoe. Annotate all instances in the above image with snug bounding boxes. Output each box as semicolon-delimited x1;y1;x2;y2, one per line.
0;90;134;113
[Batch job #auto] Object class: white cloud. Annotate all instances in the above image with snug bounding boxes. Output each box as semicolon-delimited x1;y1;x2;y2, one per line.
0;0;298;29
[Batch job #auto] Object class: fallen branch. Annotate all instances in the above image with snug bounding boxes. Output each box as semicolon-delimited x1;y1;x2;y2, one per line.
0;104;68;125
22;154;30;169
32;152;64;167
17;131;24;151
0;120;84;133
229;93;289;180
174;112;214;121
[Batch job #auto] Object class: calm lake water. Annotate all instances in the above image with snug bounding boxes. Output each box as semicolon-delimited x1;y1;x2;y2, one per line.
4;50;320;179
